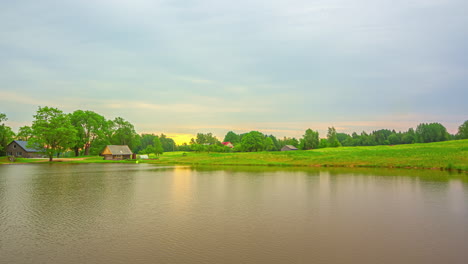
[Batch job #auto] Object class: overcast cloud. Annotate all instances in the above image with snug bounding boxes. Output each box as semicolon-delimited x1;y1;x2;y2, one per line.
1;0;467;141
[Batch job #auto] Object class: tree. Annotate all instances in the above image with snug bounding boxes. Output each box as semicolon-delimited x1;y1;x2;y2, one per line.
195;133;220;145
153;136;164;156
111;117;140;150
241;131;265;152
302;129;319;150
278;137;299;149
264;137;275;151
318;138;329;148
388;133;400;145
89;119;114;155
135;134;156;153
30;106;77;161
327;127;341;147
336;133;351;145
160;134;176;152
267;135;280;151
223;131;240;144
0;113;15;155
458;120;468;139
16;126;34;141
401;128;415;144
70;110;107;156
415;123;449;143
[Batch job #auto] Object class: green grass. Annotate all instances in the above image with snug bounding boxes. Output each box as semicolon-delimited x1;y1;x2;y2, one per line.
1;140;467;172
152;140;468;172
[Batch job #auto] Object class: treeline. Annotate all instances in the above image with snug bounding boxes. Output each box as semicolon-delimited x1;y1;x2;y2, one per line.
183;122;467;153
1;107;468;159
0;107;141;160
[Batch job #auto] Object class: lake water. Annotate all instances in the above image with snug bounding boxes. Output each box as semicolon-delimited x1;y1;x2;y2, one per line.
0;164;467;264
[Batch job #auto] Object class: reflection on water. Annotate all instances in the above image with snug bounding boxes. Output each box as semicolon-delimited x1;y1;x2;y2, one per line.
0;164;467;264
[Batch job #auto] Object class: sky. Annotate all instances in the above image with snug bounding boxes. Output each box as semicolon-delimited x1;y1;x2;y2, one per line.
1;0;467;143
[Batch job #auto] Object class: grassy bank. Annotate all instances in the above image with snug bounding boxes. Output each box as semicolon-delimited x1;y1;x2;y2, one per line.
1;140;467;172
153;140;468;172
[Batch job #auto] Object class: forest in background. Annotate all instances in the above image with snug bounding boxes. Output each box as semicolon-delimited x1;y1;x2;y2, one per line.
1;107;467;160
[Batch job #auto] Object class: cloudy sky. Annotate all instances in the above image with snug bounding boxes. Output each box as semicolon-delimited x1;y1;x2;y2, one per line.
1;0;467;143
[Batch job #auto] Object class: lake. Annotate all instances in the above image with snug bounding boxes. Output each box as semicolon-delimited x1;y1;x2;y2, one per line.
0;164;467;263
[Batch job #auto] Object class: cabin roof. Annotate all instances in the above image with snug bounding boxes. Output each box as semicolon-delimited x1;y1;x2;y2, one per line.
282;145;298;150
10;140;42;152
105;145;133;155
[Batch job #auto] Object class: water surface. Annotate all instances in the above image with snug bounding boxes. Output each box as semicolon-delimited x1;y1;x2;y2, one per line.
1;164;467;263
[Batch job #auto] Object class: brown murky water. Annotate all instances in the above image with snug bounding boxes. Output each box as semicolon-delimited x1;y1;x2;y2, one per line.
1;164;467;263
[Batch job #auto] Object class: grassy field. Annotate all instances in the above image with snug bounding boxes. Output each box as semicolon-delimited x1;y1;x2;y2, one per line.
1;140;467;172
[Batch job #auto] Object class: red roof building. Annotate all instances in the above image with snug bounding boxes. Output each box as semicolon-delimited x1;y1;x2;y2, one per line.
222;142;234;148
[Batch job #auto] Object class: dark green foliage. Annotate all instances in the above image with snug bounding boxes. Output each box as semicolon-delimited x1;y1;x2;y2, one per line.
267;135;280;151
0;113;15;155
196;133;220;145
302;129;319;150
111;117;140;150
153;136;164;156
241;131;265;152
278;136;299;149
327;127;341;147
178;143;191;152
135;134;157;153
318;138;329;148
336;133;351;145
415;123;449;143
223;131;240;144
69;110;107;156
388;133;400;145
159;134;176;152
264;137;275;151
30;106;77;161
458;120;468;139
17;126;33;141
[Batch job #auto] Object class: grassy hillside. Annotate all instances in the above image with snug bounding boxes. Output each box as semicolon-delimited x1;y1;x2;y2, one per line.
1;140;467;172
154;140;468;172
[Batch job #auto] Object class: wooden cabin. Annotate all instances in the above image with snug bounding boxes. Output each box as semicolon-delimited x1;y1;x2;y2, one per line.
281;145;298;151
6;140;43;158
101;145;133;160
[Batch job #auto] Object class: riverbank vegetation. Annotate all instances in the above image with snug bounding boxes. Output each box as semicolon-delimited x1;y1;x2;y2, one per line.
1;108;468;165
2;140;467;173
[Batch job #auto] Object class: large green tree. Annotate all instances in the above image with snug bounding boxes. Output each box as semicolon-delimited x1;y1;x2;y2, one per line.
30;107;77;161
16;126;33;141
327;127;341;147
0;113;15;155
302;129;319;150
70;110;106;156
415;123;449;143
89;119;115;155
264;137;275;151
111;117;140;150
153;136;164;156
159;134;176;152
458;120;468;139
241;131;265;152
223;131;240;144
135;134;156;153
195;133;220;145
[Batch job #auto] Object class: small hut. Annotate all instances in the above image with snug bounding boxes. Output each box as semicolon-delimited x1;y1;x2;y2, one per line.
101;145;133;160
281;145;298;151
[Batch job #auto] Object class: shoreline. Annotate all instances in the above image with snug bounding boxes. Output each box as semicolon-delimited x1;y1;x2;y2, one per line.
1;157;467;174
1;140;467;173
